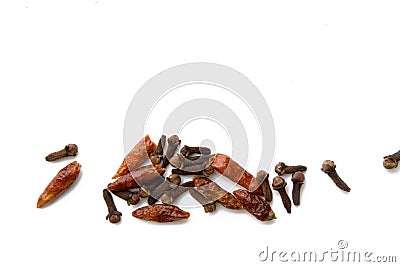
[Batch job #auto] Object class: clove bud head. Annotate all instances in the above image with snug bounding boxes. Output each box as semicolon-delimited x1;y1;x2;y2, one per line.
167;174;181;186
275;162;288;175
107;211;122;224
291;172;305;184
321;160;336;173
272;176;286;190
168;135;181;145
383;156;398;169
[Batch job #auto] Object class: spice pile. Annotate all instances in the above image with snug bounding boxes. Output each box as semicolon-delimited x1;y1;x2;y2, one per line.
104;135;312;223
36;139;353;223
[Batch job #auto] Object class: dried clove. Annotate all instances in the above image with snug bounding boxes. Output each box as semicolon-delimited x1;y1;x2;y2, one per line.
257;170;273;202
111;190;140;206
150;155;162;165
272;176;292;213
147;181;177;205
150;135;166;165
321;160;351;192
160;181;194;204
147;196;158;205
45;144;78;162
161;135;181;168
141;175;165;203
203;166;215;175
139;187;149;198
172;168;209;176
383;149;400;169
169;153;215;172
275;162;307;176
291;172;305;206
154;135;166;156
180;145;212;158
203;166;215;176
166;174;181;186
186;155;201;161
103;189;122;224
189;188;216;213
193;176;243;210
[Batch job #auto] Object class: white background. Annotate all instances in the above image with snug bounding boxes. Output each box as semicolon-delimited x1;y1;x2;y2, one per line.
1;1;400;266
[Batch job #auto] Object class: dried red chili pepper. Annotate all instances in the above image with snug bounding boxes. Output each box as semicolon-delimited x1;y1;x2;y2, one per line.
211;153;263;195
132;204;190;223
108;165;165;191
37;161;81;208
112;135;157;179
193;176;243;210
233;189;276;221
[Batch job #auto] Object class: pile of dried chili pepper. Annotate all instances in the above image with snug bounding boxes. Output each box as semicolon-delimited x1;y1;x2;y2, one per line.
104;135;279;223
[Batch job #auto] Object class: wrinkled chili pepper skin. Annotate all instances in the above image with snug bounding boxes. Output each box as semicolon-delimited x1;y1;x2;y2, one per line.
112;135;157;179
193;176;243;210
37;161;81;208
108;165;165;191
233;189;276;221
211;154;263;195
132;204;190;223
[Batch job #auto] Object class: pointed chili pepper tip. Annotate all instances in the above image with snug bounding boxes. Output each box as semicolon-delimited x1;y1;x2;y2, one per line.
37;198;49;208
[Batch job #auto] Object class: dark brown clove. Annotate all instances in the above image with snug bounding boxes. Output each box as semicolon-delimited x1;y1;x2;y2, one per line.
169;154;215;172
111;190;140;206
139;187;149;198
189;188;216;213
154;135;166;156
180;145;212;158
272;176;291;213
186;155;201;161
166;174;181;186
140;175;165;193
150;135;166;165
275;162;307;176
172;168;211;176
321;160;351;192
161;135;181;168
383;149;400;169
160;181;194;204
257;170;272;202
147;196;158;205
150;155;162;165
147;181;177;205
45;144;78;162
203;166;215;175
291;172;305;206
103;189;122;224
